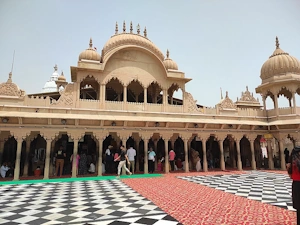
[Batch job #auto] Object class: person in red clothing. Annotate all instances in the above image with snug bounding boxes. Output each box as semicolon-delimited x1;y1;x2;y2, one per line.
287;146;300;225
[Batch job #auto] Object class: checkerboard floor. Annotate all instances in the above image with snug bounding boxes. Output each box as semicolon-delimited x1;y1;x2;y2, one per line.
0;180;181;225
178;171;295;211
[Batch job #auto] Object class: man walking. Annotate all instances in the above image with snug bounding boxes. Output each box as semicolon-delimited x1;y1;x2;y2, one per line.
127;145;136;174
114;145;132;178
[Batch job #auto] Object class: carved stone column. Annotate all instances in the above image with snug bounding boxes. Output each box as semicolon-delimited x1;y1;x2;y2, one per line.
12;130;28;181
218;140;225;171
274;97;279;116
183;138;189;172
267;139;274;170
144;87;147;110
22;137;32;177
235;138;243;171
279;139;286;170
44;139;53;179
135;138;140;172
202;138;208;172
141;132;152;174
95;132;107;176
162;133;173;173
249;139;257;170
293;92;297;114
154;139;158;172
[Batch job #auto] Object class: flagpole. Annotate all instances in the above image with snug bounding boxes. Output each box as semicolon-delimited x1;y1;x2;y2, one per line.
11;50;15;73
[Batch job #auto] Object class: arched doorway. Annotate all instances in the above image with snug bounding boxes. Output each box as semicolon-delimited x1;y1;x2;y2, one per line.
240;136;251;168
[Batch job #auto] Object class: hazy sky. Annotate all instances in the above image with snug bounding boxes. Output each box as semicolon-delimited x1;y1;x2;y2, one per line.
0;0;300;108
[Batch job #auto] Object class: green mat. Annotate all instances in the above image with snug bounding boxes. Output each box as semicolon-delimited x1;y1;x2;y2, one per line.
0;173;162;186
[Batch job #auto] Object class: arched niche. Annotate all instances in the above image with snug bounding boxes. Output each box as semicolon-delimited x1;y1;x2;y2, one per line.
80;76;100;100
106;78;124;101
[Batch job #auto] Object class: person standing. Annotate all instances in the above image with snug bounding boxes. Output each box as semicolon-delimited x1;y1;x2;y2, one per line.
127;145;136;174
148;147;156;173
169;149;176;171
287;146;300;225
114;145;132;178
55;145;66;177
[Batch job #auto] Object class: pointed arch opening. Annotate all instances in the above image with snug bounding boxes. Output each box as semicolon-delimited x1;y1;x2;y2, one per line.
127;80;144;103
106;78;124;102
80;76;100;100
277;87;292;108
147;82;162;104
168;83;183;105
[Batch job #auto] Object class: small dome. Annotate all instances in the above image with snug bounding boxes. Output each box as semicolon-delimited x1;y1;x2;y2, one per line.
163;50;178;70
58;71;66;82
260;37;300;81
42;80;57;93
79;38;101;61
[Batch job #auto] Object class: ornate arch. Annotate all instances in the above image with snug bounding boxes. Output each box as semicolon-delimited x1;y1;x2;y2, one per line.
102;45;168;78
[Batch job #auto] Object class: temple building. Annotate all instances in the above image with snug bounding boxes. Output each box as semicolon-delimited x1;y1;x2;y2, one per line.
0;21;299;180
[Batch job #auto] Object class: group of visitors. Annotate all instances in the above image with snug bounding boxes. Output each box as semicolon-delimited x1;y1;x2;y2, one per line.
54;145;96;177
105;145;136;175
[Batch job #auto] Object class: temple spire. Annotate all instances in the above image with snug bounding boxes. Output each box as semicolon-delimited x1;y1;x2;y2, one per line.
276;36;280;49
130;21;133;33
166;49;170;59
144;27;147;38
7;72;12;83
115;22;118;34
89;38;93;48
137;24;140;34
123;21;126;33
220;88;223;100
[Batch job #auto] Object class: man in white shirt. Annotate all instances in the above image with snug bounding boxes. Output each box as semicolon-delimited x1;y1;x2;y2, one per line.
127;145;136;174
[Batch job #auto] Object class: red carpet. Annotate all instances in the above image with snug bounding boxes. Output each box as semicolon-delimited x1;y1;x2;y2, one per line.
123;171;297;225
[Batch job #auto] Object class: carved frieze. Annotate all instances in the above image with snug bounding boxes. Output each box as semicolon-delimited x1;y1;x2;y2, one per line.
184;92;203;113
51;83;74;107
218;91;237;110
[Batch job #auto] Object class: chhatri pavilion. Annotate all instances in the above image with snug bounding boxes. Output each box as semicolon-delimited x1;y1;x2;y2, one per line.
1;21;300;180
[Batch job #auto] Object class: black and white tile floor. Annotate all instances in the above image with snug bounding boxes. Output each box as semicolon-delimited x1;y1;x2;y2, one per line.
0;180;181;225
178;171;294;211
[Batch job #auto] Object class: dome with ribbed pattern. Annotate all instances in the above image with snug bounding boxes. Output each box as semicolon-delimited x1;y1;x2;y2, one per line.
260;37;300;81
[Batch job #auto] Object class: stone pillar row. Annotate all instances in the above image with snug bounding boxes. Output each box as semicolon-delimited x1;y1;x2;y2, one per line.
6;130;288;181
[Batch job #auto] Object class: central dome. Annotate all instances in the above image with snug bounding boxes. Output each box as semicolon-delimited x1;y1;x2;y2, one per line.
102;22;164;61
260;37;300;81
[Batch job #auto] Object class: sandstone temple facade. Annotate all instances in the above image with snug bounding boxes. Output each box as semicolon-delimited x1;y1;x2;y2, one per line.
1;22;300;180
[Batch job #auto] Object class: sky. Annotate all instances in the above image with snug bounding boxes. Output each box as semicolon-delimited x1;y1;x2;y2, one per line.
0;0;300;109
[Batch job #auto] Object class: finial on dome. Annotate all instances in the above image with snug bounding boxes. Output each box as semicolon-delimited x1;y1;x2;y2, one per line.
166;49;170;59
137;24;140;34
7;72;12;83
54;64;58;71
115;22;118;34
123;21;126;33
144;27;147;38
130;21;133;33
276;36;280;49
89;38;93;48
220;88;223;100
